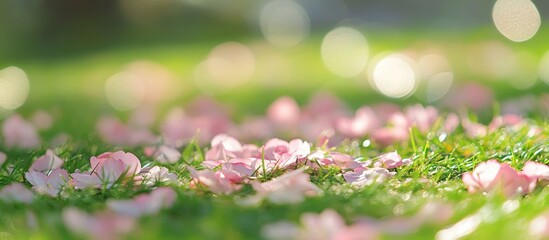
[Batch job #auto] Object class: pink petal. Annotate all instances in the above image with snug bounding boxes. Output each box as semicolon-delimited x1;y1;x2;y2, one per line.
0;183;34;204
71;173;103;189
267;96;300;127
29;149;64;172
2;114;40;149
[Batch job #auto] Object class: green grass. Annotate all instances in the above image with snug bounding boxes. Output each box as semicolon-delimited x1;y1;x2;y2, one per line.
0;115;547;239
0;31;548;239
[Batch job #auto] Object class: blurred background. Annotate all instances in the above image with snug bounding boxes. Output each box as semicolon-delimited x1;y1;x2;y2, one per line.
0;0;548;118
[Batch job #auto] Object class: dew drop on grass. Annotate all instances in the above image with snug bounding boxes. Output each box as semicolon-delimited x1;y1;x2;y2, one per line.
438;133;447;142
362;139;371;147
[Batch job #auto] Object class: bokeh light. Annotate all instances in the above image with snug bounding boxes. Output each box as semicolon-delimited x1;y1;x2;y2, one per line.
0;66;30;111
539;50;549;86
370;53;417;98
321;27;369;78
468;41;519;80
508;51;537;90
492;0;541;42
105;72;146;111
194;42;255;94
124;61;180;103
426;72;454;103
259;0;310;47
417;53;450;80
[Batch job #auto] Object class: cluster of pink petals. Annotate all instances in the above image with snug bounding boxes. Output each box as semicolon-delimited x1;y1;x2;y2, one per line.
63;207;135;240
140;166;178;186
189;134;348;198
71;151;142;189
188;167;243;195
107;187;176;217
462;160;549;197
161;97;233;146
25;149;68;197
96;116;156;147
343;151;411;186
0;183;34;204
86;91;545;152
26;169;69;197
243;169;321;205
144;145;181;164
344;168;395;187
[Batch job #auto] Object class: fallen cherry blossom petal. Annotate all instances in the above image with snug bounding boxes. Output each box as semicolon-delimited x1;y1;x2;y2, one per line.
25;168;69;197
2;114;40;149
107;187;176;217
29;149;64;173
344;168;395;186
462;160;531;197
63;207;135;240
0;183;34;204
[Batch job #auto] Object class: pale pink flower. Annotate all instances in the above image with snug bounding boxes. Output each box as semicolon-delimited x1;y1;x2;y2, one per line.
443;82;493;111
147;145;181;164
107;187;176;217
522;161;549;190
344;168;395;186
303;91;348;120
405;104;438;134
262;138;311;169
462;160;531;197
188;167;241;195
307;151;360;170
238;117;274;141
0;151;6;167
202;134;249;168
443;113;460;133
141;166;178;186
522;161;549;180
373;152;410;169
336;107;380;138
248;169;321;204
267;96;301;128
2;114;40;149
160;107;233;146
71;151;141;189
462;120;487;138
96;116;155;147
370;127;409;147
29;149;64;172
63;207;135;240
25;169;69;197
160;108;194;147
488;114;524;132
0;183;34;204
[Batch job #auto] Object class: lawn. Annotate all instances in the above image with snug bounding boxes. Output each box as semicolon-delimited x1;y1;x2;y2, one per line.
0;30;548;240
